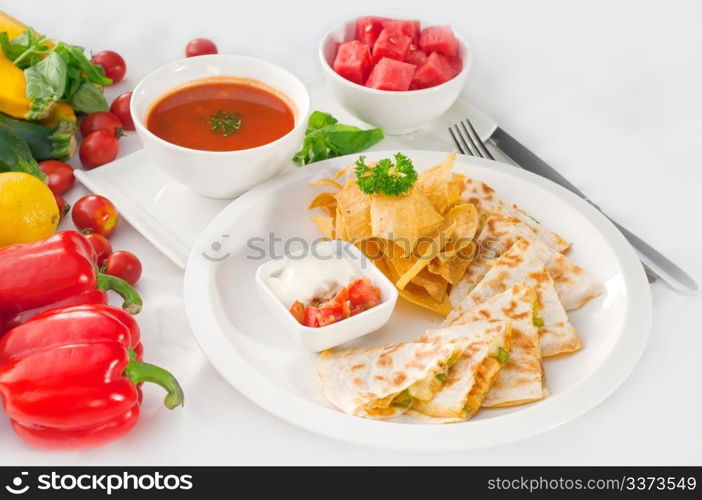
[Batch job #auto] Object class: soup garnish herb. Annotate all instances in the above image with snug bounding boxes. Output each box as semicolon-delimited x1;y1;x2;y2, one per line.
208;110;241;136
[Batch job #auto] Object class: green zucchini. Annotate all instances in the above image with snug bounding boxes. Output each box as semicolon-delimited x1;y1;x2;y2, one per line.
0;112;77;161
0;124;47;180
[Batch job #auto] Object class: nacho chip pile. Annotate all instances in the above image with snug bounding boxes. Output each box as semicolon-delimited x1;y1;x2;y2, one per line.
308;153;477;315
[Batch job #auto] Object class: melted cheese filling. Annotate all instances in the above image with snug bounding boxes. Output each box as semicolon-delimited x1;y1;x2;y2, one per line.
463;357;502;417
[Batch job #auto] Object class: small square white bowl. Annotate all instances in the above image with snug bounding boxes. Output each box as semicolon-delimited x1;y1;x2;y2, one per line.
255;241;398;352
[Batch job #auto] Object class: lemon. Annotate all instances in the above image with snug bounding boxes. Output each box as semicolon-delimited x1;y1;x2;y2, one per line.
0;172;59;247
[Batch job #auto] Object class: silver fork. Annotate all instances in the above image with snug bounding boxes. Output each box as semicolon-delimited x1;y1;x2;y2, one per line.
449;119;495;160
449;117;669;285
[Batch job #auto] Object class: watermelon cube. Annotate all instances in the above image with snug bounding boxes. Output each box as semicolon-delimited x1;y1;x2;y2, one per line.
447;56;463;75
372;29;412;63
333;41;372;85
355;16;387;48
419;25;459;58
405;48;428;67
411;52;457;89
382;19;421;44
366;57;416;91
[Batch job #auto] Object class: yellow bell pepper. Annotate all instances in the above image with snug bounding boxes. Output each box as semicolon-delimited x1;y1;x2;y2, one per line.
0;53;55;120
0;11;27;40
0;12;56;120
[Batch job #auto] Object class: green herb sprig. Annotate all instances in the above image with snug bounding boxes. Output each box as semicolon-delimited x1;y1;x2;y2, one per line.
354;153;418;197
208;110;241;136
292;111;384;166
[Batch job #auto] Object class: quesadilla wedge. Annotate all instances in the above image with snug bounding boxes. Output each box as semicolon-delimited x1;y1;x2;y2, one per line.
453;238;582;357
409;319;512;421
443;284;547;407
318;341;467;419
449;215;603;310
461;177;571;253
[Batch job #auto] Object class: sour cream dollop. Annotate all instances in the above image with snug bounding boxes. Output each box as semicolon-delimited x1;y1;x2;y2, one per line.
266;245;360;308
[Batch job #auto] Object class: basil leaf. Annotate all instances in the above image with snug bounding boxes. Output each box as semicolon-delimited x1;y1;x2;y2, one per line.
25;52;66;99
326;128;384;156
0;31;25;61
1;29;51;68
63;66;83;100
292;111;384;166
306;111;338;132
63;44;112;86
69;81;108;113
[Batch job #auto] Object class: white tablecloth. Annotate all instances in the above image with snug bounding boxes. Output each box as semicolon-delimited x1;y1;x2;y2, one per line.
3;0;701;465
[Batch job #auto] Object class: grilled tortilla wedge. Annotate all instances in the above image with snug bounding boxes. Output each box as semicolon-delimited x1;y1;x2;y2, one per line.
318;341;467;419
454;237;582;357
449;215;603;310
460;177;571;253
444;283;547;407
409;319;512;421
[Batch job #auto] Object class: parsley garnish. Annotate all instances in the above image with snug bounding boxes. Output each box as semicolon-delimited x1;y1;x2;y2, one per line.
354;153;418;196
209;110;241;136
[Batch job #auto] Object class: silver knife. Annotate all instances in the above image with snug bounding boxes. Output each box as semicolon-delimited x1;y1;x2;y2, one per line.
489;127;698;295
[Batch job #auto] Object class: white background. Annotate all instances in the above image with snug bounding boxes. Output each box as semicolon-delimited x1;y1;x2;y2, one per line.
2;0;701;465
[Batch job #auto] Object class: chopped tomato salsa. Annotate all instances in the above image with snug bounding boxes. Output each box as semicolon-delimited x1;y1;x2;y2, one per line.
288;277;382;328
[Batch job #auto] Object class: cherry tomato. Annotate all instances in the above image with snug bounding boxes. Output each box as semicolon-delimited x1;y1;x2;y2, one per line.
185;38;218;57
38;160;75;195
53;192;70;219
79;130;119;169
72;194;119;237
80;112;124;138
91;50;126;84
84;233;113;266
105;251;142;285
110;92;134;131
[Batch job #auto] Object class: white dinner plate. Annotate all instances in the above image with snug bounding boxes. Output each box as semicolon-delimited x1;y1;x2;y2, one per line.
183;150;652;451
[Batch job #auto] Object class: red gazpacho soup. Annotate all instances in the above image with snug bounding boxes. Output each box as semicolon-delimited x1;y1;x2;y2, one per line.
146;78;295;151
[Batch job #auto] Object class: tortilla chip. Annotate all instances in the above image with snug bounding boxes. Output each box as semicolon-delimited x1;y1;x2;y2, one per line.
354;238;383;262
416;152;456;214
334;204;347;240
412;268;448;302
336;179;372;240
398;282;452;316
370;193;418;244
447;181;461;207
409;187;443;230
308;192;337;209
443;203;478;241
395;220;456;290
310;215;334;240
334;166;352;179
309;178;343;190
429;253;473;285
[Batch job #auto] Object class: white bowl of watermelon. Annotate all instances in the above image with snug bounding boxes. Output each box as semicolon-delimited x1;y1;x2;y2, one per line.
319;16;471;135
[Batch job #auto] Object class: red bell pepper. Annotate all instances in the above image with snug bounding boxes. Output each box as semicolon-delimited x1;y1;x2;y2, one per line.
0;304;182;449
0;231;142;334
2;289;108;333
0;231;142;320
